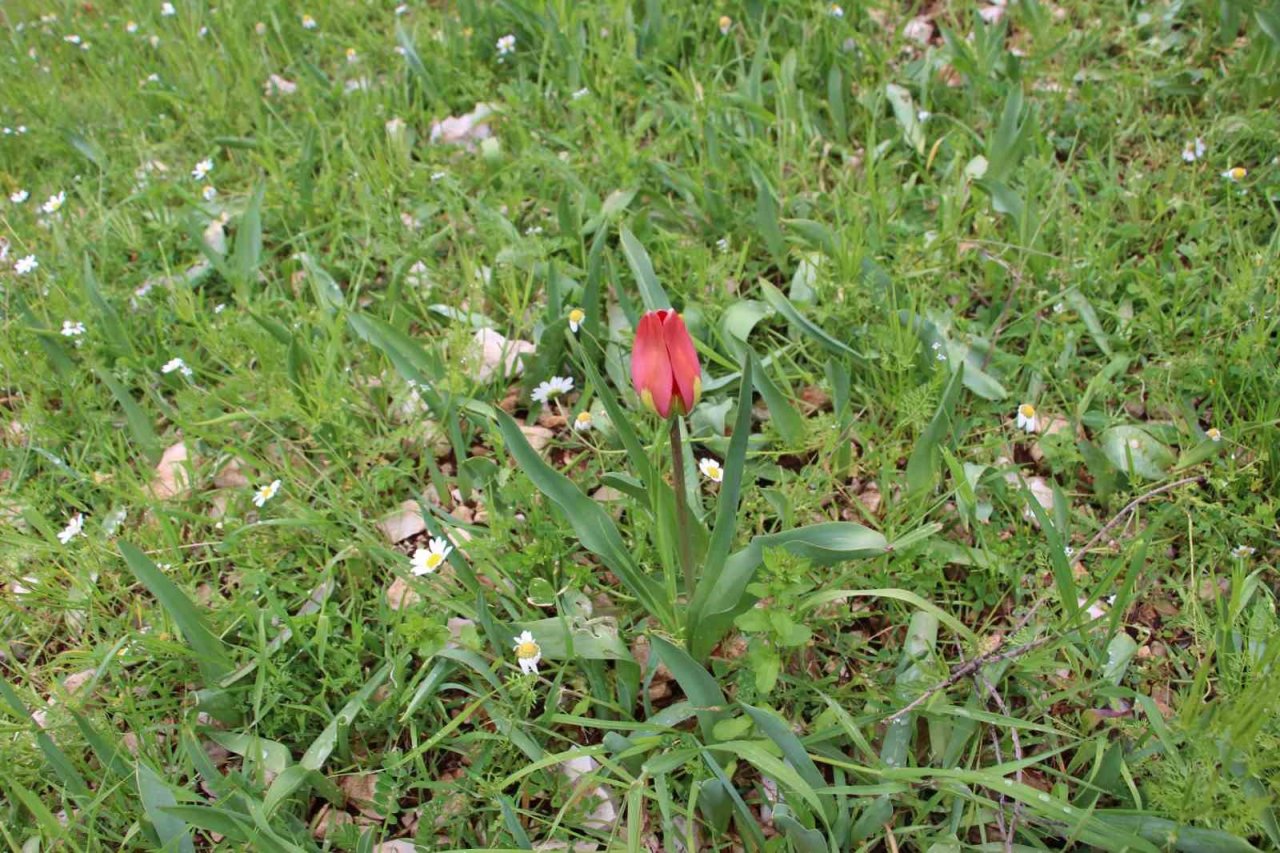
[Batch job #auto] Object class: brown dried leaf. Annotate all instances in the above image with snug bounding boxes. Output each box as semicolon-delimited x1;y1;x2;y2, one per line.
520;424;555;455
376;496;437;543
339;773;385;820
150;442;193;500
385;576;422;611
469;328;534;382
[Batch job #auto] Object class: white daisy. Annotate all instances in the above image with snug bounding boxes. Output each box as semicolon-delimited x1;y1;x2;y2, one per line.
410;536;453;575
574;411;594;432
201;185;217;201
126;20;139;33
254;21;266;35
1015;403;1038;433
571;87;589;100
567;307;585;334
60;320;86;337
531;376;574;404
1181;137;1206;163
161;2;176;16
14;255;38;275
191;158;213;181
160;357;193;377
512;630;542;675
496;34;516;57
1232;545;1256;559
716;236;730;254
64;34;82;44
10;189;28;204
829;4;845;18
1222;166;1246;182
699;457;724;483
57;513;85;544
1205;427;1222;442
41;191;65;214
718;15;732;35
301;13;317;29
345;47;358;63
251;479;281;507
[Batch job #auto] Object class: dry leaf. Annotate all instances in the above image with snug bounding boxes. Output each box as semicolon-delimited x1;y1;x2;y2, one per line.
470;328;534;382
385;576;422;611
376;497;436;543
430;103;494;149
339;773;385;820
903;16;933;44
150;442;192;500
311;804;354;841
264;74;297;96
373;842;418;853
520;424;555;455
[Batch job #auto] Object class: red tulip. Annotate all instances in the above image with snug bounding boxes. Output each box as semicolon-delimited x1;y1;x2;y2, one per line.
631;309;702;418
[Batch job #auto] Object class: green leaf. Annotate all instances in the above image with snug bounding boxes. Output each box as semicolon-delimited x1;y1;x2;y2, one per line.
1100;426;1175;480
138;762;195;853
95;369;161;465
207;732;292;775
81;255;133;357
120;542;233;683
0;678;91;800
514;614;633;662
650;635;727;741
741;704;833;823
906;362;965;496
801;588;976;644
759;280;867;365
1093;813;1260;853
232;185;265;286
298;252;344;314
720;300;773;361
495;410;671;627
753;351;804;445
619;225;671;311
750;165;786;264
885;83;925;155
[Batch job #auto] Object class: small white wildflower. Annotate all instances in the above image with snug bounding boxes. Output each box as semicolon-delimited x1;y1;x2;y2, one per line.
191;158;213;181
574;411;594;432
251;479;281;507
64;34;82;44
149;34;161;47
161;2;176;16
60;320;86;338
1205;427;1222;442
410;536;453;575
430;171;446;182
716;236;730;254
917;109;931;121
9;190;27;204
201;184;217;201
699;457;724;483
567;307;585;334
346;47;358;63
571;87;589;100
254;21;266;35
718;15;733;35
301;13;317;29
41;191;65;214
214;302;226;314
524;224;543;236
395;3;409;14
126;20;139;33
513;630;542;675
161;357;193;377
531;376;574;404
1232;544;1256;559
1015;403;1038;433
14;254;38;275
1222;166;1246;182
496;34;516;57
1181;137;1206;163
57;513;85;544
1064;546;1075;559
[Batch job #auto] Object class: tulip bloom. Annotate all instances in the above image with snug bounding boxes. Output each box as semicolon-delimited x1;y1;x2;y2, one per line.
631;309;702;418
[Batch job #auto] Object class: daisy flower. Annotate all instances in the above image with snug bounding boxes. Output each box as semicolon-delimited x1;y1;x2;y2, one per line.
345;47;358;63
1206;427;1222;442
410;536;453;575
10;190;28;204
14;255;38;275
829;4;845;17
1015;403;1038;433
571;87;589;100
41;191;65;214
574;411;594;432
201;185;217;201
531;376;574;404
496;34;516;57
718;15;733;35
301;14;317;29
512;630;542;675
252;479;281;507
1232;545;1256;559
1181;138;1206;163
126;20;138;33
699;457;724;483
57;513;85;544
191;158;213;181
160;356;193;377
161;2;176;16
1221;166;1246;182
716;236;730;253
568;307;585;334
61;320;86;337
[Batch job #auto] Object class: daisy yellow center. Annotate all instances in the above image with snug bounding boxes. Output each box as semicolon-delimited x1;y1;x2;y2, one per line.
576;412;592;425
1230;167;1246;180
706;464;721;478
257;486;273;498
569;309;585;325
1019;404;1035;418
425;552;445;569
719;15;731;28
516;641;539;659
1207;428;1221;440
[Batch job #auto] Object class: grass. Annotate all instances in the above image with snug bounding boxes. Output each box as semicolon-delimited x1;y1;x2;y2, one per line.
1;0;1278;849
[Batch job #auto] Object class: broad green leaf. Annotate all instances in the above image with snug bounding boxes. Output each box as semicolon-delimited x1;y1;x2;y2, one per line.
232;185;264;286
298;252;344;314
120;542;233;683
801;588;976;644
885;83;925;155
753;351;804;445
95;369;161;464
496;410;671;626
208;732;292;775
619;225;671;311
742;704;833;822
81;255;132;357
138;762;195;853
514;615;633;662
906;362;965;497
720;300;773;361
1100;426;1175;480
650;635;727;740
759;281;867;365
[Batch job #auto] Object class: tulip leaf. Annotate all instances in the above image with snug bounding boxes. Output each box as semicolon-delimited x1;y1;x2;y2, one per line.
906;361;966;497
619;225;671;311
1100;425;1175;481
759;281;868;365
496;410;673;627
650;635;727;741
753;349;804;445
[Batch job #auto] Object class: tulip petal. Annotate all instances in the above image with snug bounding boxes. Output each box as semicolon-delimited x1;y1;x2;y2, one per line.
662;311;702;415
632;311;674;417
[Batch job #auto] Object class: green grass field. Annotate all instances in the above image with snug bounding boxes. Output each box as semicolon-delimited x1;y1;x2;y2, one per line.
2;0;1279;850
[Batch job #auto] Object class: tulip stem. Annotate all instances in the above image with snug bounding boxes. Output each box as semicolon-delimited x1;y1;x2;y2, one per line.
668;416;696;603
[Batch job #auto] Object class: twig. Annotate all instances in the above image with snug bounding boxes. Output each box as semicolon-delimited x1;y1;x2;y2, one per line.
978;671;1023;852
887;475;1202;721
